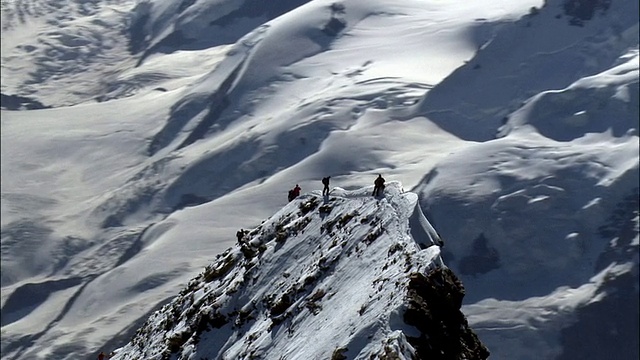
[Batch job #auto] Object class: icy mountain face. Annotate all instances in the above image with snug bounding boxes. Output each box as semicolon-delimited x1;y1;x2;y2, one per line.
412;1;639;358
128;0;312;60
416;0;638;141
111;183;488;360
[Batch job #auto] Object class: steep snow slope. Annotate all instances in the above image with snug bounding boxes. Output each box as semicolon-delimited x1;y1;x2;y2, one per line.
413;1;639;356
0;0;138;105
417;0;638;141
2;0;510;357
111;182;488;360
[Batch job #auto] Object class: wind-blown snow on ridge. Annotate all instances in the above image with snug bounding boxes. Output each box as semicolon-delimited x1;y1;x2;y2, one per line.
110;182;488;359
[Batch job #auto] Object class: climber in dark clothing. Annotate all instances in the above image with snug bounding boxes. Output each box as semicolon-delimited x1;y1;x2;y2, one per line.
236;229;245;243
322;176;331;196
372;174;385;197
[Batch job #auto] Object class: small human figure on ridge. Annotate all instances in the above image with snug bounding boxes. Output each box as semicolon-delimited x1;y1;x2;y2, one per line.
322;176;331;196
372;174;385;197
288;184;301;202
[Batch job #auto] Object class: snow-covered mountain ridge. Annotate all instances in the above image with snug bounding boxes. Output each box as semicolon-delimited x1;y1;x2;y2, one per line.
1;0;638;358
111;182;488;359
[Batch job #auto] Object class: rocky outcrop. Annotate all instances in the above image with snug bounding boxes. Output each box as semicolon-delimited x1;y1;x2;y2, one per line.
109;184;488;359
1;93;49;110
405;268;489;360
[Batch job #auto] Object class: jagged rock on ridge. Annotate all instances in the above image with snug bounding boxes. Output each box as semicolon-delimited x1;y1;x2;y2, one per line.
110;182;488;359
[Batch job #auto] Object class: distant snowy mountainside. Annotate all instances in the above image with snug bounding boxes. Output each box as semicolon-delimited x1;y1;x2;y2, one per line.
0;0;638;359
111;182;489;360
417;0;639;141
128;0;313;60
500;49;639;141
413;4;639;356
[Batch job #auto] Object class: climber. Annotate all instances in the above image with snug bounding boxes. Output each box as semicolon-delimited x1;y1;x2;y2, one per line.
289;184;301;201
322;176;331;196
372;174;385;197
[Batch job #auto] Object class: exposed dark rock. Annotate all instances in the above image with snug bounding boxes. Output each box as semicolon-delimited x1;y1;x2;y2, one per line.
270;290;293;317
299;197;319;214
404;268;490;360
331;346;348;360
1;93;50;110
202;253;236;282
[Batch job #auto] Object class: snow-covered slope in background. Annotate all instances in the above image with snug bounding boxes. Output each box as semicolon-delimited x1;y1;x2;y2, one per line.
1;0;638;358
413;1;639;357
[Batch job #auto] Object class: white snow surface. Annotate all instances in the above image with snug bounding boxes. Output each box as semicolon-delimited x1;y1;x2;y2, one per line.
111;182;445;360
1;0;638;358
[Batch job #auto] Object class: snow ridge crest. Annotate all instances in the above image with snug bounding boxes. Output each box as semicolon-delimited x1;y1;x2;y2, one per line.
111;182;488;359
